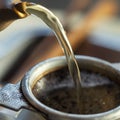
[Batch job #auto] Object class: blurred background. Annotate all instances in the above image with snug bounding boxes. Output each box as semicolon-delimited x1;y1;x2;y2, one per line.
0;0;120;118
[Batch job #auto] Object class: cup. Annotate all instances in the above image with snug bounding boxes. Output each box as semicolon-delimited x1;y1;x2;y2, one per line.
0;56;120;120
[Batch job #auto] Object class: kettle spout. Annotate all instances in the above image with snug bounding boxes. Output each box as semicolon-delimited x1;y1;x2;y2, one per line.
0;2;29;31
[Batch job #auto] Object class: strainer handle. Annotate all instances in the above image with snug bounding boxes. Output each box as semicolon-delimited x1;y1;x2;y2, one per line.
0;82;31;110
0;82;48;120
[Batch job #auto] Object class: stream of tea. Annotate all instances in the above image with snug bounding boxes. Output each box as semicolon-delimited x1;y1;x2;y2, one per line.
23;2;82;111
14;2;82;112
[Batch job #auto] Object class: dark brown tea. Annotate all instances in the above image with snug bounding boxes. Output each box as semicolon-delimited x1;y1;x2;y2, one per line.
32;68;120;114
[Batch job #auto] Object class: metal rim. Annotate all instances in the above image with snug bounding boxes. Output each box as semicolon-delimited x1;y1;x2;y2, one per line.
21;55;120;119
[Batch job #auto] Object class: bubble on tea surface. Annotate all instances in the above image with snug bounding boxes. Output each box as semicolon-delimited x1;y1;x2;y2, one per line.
33;68;120;114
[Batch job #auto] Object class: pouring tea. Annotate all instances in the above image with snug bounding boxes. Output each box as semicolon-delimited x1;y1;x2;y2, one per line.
0;1;120;120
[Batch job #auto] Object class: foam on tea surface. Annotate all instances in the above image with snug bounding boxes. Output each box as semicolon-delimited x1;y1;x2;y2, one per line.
32;68;120;114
